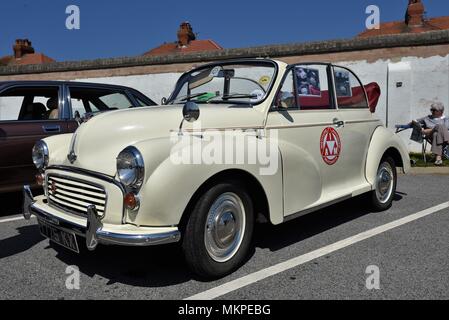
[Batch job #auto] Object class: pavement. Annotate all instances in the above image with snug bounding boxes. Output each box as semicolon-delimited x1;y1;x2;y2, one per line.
0;174;448;300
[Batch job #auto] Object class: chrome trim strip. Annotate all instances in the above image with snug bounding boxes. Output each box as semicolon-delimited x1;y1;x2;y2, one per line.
344;119;380;124
266;122;335;130
96;229;181;247
170;126;265;133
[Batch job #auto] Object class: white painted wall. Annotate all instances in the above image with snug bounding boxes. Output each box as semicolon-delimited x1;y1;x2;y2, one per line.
72;54;449;152
339;54;449;152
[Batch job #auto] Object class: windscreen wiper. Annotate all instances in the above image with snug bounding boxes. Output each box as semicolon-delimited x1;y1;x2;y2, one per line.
175;92;210;103
208;94;259;103
221;94;258;100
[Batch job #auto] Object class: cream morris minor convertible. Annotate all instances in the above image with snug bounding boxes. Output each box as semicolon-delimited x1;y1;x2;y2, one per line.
23;59;410;279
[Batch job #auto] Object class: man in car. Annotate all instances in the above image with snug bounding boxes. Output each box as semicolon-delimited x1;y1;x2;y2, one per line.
46;97;59;119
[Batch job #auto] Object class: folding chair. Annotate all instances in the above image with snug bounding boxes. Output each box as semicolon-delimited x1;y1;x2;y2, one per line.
396;124;449;165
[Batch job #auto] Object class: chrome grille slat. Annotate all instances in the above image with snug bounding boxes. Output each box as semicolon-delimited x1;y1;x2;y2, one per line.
49;176;103;192
49;195;104;215
47;174;107;217
48;187;105;205
47;180;106;199
48;191;106;211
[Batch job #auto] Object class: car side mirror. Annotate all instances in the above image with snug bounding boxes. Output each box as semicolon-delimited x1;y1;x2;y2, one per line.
178;102;200;136
183;101;200;122
161;97;167;105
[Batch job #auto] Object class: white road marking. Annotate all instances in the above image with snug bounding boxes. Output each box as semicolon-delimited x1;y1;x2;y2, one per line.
0;216;35;224
186;201;449;300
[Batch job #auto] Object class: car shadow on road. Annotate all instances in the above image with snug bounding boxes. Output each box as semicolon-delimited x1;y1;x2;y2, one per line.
0;192;23;217
0;225;46;259
253;193;403;252
0;189;43;217
2;192;404;287
50;241;194;287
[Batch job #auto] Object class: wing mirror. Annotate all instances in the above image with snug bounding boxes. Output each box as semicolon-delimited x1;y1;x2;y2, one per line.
161;97;167;105
183;101;200;122
178;102;200;136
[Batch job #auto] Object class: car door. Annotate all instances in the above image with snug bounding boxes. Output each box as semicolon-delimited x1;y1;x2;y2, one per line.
0;85;69;192
331;65;381;193
266;64;352;217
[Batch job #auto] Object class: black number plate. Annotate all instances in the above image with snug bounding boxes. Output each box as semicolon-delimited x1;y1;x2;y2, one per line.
38;219;80;253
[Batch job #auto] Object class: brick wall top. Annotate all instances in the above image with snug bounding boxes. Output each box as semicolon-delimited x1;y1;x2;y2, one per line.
1;30;449;76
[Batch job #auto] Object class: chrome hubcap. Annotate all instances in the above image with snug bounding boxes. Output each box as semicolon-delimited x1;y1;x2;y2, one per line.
205;192;246;263
376;162;394;204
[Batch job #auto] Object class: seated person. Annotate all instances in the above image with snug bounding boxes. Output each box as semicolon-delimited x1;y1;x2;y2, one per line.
397;102;449;165
46;97;59;120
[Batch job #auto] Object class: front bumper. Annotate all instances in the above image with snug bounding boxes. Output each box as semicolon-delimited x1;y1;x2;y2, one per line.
23;185;181;251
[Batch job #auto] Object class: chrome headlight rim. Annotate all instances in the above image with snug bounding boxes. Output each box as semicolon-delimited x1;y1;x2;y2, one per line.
32;140;49;171
116;146;145;190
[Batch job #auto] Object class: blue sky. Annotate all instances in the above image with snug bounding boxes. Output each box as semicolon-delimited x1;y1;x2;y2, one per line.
1;0;448;62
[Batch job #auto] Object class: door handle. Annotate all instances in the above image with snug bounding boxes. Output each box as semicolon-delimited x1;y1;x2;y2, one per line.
333;118;345;129
42;125;61;133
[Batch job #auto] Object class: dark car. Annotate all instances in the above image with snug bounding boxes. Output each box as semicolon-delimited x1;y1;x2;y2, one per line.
0;81;156;193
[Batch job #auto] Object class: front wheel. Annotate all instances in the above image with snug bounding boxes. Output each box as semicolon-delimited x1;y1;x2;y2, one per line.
370;157;397;211
182;182;254;279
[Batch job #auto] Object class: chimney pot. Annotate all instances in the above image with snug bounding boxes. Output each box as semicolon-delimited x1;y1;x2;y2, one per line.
406;0;425;27
177;22;196;47
13;39;35;59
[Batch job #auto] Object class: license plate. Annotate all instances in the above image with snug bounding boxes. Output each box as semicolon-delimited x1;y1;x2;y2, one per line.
38;220;79;253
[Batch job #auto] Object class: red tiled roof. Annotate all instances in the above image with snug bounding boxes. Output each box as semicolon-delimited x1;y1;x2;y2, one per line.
358;16;449;37
144;39;223;56
0;53;55;66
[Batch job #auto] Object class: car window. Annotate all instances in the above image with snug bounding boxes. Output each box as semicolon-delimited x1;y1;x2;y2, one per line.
169;62;276;105
333;66;369;109
294;65;333;110
99;92;132;109
68;87;134;118
0;86;60;121
133;95;147;107
273;70;297;110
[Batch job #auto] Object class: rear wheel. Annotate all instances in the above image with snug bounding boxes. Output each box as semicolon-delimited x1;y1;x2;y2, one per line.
370;157;397;211
182;181;254;279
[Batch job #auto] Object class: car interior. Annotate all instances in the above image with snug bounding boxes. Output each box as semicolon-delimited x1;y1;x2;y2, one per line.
0;87;61;121
68;87;134;118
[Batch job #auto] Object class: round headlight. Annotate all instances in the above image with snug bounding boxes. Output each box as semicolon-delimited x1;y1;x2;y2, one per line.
117;146;145;189
32;141;49;170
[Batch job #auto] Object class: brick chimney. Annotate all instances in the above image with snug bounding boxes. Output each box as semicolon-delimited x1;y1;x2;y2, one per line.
406;0;425;27
177;22;196;47
13;39;35;59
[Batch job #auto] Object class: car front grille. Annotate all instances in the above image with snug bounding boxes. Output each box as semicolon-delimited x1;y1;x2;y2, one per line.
47;175;107;217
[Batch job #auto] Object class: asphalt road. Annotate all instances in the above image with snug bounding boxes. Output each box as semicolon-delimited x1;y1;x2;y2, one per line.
1;174;448;300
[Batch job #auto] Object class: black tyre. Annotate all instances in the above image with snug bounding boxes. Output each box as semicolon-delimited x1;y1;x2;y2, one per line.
182;181;254;279
370;156;397;211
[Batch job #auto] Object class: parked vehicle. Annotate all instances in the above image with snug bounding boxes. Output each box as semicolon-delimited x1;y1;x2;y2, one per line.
23;59;410;279
0;81;156;193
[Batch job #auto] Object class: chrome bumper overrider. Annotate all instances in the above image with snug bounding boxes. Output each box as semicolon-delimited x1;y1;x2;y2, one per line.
23;185;181;251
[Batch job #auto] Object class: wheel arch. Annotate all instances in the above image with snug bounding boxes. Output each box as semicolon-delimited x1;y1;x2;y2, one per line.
365;126;411;186
382;147;404;168
178;169;271;233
